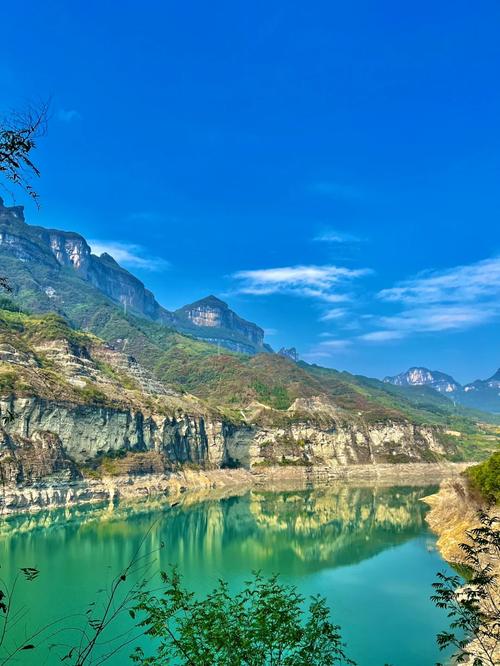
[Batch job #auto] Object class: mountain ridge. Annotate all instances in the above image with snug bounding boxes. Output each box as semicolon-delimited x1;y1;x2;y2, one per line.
1;199;499;424
384;367;460;394
0;198;266;354
385;366;500;414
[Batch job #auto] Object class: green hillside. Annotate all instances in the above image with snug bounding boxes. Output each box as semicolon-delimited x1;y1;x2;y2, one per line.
1;212;499;455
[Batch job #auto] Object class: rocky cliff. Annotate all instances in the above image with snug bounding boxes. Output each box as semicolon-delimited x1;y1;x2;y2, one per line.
0;197;172;323
174;296;269;354
0;391;462;514
0;307;462;513
385;365;500;414
0;199;270;354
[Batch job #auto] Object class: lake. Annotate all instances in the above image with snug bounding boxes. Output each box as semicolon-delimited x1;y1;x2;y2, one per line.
0;483;455;665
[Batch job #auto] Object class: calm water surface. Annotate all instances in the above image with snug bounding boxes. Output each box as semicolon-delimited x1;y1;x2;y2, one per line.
0;484;455;665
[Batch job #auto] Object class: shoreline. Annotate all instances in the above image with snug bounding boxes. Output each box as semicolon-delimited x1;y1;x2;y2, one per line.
0;461;471;517
423;478;500;665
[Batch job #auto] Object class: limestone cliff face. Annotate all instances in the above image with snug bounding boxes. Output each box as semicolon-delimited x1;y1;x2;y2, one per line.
0;395;454;491
0;197;172;322
0;199;270;354
0;397;228;468
173;296;268;354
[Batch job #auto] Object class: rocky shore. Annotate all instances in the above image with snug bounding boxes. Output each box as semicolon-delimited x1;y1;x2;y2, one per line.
0;461;469;516
424;477;500;665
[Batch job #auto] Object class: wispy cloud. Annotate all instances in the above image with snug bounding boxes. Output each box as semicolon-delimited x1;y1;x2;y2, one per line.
359;330;405;342
379;256;500;306
231;264;371;302
313;229;364;243
320;308;347;321
303;337;352;361
57;108;81;123
89;240;169;272
318;339;352;349
360;256;500;342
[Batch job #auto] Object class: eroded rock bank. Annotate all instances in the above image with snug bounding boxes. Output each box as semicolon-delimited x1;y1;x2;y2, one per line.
0;461;469;516
424;477;499;561
0;393;466;514
0;395;456;473
424;478;500;665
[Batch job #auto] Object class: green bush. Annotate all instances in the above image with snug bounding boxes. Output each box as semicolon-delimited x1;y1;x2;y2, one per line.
132;570;354;665
0;296;22;313
466;451;500;504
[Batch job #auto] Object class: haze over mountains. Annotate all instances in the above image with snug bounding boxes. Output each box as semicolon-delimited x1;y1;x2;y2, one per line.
384;367;500;414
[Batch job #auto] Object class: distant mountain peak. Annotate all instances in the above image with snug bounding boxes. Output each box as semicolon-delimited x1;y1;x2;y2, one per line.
384;367;460;394
174;295;267;354
183;295;229;309
487;368;500;383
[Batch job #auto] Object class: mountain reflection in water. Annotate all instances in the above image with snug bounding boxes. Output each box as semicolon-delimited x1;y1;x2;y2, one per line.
1;484;435;576
0;484;451;666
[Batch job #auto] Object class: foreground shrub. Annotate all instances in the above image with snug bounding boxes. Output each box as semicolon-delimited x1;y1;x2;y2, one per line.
132;569;355;666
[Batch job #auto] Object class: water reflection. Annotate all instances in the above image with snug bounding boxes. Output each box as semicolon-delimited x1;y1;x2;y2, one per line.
0;484;436;578
0;483;445;666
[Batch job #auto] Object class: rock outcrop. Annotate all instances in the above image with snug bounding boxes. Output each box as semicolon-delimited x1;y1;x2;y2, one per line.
278;347;299;362
424;479;500;665
174;296;269;354
0;199;271;355
384;367;460;394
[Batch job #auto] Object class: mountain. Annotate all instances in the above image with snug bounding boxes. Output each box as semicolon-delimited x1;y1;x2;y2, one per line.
1;198;499;434
487;369;500;383
3;305;488;513
385;366;500;415
0;197;172;323
0;198;266;354
174;296;270;354
384;367;460;394
461;369;500;413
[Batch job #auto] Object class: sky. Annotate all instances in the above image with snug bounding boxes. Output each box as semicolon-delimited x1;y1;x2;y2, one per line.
1;1;500;383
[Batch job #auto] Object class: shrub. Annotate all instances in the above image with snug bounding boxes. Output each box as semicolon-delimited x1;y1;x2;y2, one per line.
132;570;355;665
466;452;500;504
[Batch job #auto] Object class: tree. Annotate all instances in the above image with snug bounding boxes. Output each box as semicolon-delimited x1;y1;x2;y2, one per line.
0;103;48;294
132;569;355;666
432;511;500;666
0;103;48;205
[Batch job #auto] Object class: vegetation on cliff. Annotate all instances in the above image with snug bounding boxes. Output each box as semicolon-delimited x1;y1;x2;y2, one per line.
466;452;500;504
432;511;499;666
0;297;494;438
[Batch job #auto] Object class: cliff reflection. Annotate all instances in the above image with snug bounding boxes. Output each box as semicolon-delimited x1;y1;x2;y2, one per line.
0;484;437;580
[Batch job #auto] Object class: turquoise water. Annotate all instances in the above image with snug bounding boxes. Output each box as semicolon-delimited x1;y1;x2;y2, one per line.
0;484;455;665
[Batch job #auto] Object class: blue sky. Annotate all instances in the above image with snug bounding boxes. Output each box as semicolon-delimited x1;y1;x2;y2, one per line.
2;1;500;382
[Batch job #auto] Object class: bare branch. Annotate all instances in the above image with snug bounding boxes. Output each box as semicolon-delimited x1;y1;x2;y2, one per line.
0;101;49;206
